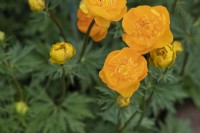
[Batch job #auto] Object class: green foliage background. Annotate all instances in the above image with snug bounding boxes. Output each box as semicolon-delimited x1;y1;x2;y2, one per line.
0;0;200;133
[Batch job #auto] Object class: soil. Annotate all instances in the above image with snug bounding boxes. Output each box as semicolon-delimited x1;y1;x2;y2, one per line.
177;100;200;133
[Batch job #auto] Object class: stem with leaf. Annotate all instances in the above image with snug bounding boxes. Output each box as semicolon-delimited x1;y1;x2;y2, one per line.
163;68;168;74
48;11;67;42
116;110;121;133
180;51;189;75
0;46;24;101
77;19;95;63
57;64;67;103
10;74;24;101
133;97;146;131
118;91;153;133
118;111;137;133
172;0;178;13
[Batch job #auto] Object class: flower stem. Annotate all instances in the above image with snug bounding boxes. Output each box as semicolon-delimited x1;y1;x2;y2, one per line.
163;68;168;74
180;51;189;75
0;45;24;101
116;110;121;133
133;97;146;131
118;111;137;133
77;19;95;63
172;0;178;13
118;91;153;132
58;64;67;102
10;74;24;100
48;11;67;42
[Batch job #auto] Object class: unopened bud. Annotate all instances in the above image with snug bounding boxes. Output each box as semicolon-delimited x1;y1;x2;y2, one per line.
117;95;130;108
15;101;29;115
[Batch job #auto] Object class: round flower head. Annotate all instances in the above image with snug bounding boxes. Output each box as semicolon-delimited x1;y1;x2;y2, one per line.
50;42;76;64
77;9;108;42
172;41;183;53
99;47;148;97
15;101;29;115
28;0;45;11
0;31;5;42
122;6;173;54
149;44;176;68
80;0;127;28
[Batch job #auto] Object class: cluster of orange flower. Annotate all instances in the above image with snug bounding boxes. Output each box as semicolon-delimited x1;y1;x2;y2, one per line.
28;0;183;107
77;0;183;106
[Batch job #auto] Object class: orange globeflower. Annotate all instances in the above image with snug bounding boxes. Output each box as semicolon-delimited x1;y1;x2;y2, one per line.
122;6;173;54
99;47;148;97
77;9;108;42
80;0;127;28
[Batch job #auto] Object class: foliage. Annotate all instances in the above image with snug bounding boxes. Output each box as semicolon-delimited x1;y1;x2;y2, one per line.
0;0;199;133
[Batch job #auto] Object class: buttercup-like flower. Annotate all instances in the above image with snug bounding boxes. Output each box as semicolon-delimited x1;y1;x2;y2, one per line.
0;31;5;42
149;44;176;68
99;48;148;97
80;0;127;28
15;101;29;115
77;9;108;42
117;95;130;108
50;42;76;64
172;41;183;53
28;0;45;11
122;6;173;54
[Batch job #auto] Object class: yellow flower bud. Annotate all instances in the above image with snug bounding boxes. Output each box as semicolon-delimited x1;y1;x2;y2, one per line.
28;0;45;11
172;41;183;53
49;42;76;64
0;31;5;42
15;101;29;115
149;44;176;68
117;95;130;108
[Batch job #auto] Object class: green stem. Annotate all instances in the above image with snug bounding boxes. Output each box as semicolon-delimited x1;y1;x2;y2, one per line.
0;46;24;101
180;51;189;76
163;68;168;74
11;74;24;100
118;111;137;133
116;110;121;133
48;11;67;42
172;0;178;13
77;19;95;63
133;97;146;131
58;64;67;102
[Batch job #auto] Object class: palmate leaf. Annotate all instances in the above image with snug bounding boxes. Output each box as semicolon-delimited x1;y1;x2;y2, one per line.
76;42;109;91
26;92;93;133
150;84;187;115
158;114;193;133
171;7;194;39
123;115;157;133
182;76;200;108
87;121;115;133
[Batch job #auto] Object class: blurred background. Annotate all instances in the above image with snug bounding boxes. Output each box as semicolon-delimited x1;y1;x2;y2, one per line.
0;0;200;133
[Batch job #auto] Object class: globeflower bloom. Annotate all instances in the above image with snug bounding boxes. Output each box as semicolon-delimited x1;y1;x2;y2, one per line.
122;6;173;54
28;0;45;11
15;101;29;115
172;41;183;53
99;47;148;97
149;44;176;68
77;9;108;42
50;42;76;64
80;0;127;28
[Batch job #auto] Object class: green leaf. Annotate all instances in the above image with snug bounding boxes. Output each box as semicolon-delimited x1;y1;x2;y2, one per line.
151;84;187;115
158;114;193;133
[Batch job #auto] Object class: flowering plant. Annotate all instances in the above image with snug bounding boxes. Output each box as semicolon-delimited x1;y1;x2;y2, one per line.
0;0;200;133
